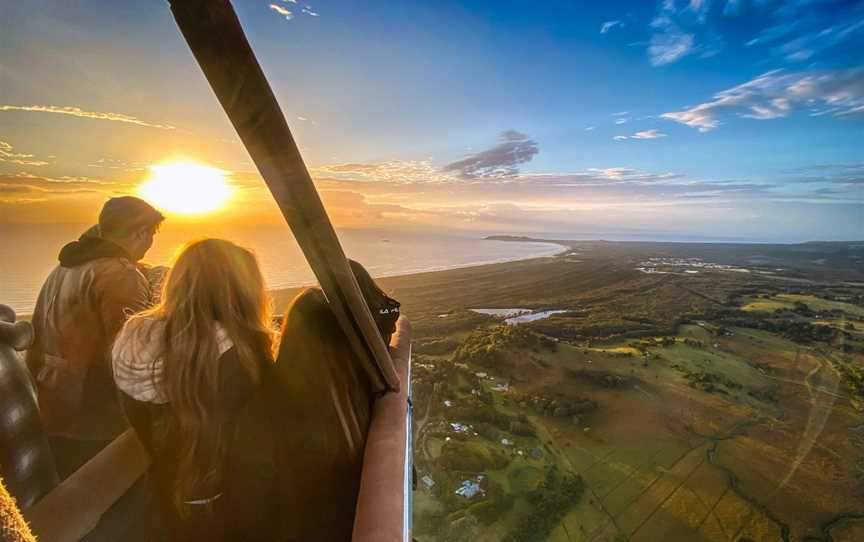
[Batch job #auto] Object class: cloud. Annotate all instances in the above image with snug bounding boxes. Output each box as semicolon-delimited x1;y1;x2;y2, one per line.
442;130;539;179
557;167;685;187
591;167;644;180
612;112;631;125
0;105;175;130
601;20;621;34
318;190;423;225
632;129;668;139
613;129;667;140
0;173;116;204
781;163;864;186
584;126;596;131
643;0;864;67
269;4;293;20
0;141;48;166
312;160;456;185
745;6;864;62
661;68;864;131
648;14;696;65
271;1;319;20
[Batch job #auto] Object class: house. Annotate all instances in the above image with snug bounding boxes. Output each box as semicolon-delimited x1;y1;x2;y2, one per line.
455;480;484;499
450;423;470;433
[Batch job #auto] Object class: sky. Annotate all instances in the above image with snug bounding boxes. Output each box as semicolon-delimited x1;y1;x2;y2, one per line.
1;0;862;242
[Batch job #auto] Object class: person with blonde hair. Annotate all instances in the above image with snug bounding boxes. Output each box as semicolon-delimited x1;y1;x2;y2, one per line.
112;239;282;541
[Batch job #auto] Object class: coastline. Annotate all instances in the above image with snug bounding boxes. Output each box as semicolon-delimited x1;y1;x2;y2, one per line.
12;239;567;319
270;239;567;312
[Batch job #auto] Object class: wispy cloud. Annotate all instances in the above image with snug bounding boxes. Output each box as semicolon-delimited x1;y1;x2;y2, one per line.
0;172;116;204
649;15;695;65
269;4;293;20
270;1;319;20
641;0;864;66
613;129;667;140
748;4;864;63
632;129;667;139
442;130;539;179
312;160;455;185
0;141;48;166
781;163;864;186
612;111;631;125
600;20;621;34
661;68;864;131
0;105;175;130
588;167;664;180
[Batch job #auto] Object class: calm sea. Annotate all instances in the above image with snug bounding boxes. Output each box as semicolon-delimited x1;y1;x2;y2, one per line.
0;223;564;314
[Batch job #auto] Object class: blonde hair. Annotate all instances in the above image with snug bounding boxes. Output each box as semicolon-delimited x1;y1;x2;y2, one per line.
135;238;274;514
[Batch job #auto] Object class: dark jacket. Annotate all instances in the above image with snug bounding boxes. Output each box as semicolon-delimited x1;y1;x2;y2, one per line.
273;288;377;541
112;318;285;542
25;235;150;440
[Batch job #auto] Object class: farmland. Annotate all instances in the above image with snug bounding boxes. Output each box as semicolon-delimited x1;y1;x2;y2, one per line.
275;238;864;541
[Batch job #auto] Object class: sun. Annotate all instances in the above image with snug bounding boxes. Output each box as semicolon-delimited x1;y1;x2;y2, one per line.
138;161;233;215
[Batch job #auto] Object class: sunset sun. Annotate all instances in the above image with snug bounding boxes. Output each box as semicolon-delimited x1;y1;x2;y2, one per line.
138;161;233;215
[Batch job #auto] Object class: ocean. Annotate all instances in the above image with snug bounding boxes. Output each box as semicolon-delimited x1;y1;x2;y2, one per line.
0;223;564;314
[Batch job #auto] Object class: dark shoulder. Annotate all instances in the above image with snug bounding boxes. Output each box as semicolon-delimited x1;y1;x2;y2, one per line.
217;346;259;413
89;258;148;292
291;288;329;315
281;288;333;330
91;257;145;278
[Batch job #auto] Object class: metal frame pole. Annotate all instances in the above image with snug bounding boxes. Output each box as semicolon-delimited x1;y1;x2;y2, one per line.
168;0;399;392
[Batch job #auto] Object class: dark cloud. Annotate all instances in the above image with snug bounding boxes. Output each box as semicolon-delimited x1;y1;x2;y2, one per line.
442;130;539;179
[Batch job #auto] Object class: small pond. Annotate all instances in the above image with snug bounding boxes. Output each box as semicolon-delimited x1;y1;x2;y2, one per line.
469;308;569;325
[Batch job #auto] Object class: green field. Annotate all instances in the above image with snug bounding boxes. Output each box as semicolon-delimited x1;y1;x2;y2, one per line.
278;239;864;541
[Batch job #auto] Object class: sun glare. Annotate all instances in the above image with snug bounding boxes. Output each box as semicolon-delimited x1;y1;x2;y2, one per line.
138;162;233;215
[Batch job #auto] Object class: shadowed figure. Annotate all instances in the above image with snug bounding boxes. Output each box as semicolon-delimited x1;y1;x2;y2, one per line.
273;260;400;541
26;197;164;479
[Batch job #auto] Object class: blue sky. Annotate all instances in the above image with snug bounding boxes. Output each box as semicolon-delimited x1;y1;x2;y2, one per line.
0;0;862;241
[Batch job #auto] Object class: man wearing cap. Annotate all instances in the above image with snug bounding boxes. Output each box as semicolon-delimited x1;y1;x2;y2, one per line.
26;196;165;478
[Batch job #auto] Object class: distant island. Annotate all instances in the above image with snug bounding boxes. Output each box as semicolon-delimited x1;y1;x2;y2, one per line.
484;235;555;243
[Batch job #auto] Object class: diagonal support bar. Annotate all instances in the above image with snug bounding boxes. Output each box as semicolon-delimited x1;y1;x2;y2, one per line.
168;0;398;392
